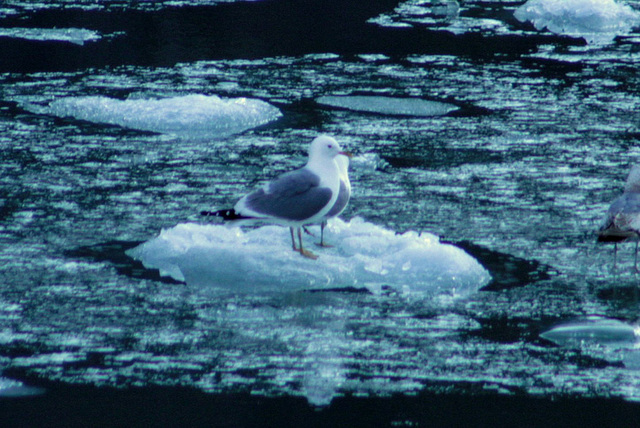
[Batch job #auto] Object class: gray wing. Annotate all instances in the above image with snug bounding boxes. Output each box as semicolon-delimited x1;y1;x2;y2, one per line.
238;168;333;222
599;192;640;234
325;180;350;218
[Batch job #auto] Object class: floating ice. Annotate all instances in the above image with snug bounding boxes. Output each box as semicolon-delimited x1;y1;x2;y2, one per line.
351;153;389;172
0;27;101;45
29;94;282;139
368;0;514;36
126;217;490;295
540;317;639;347
2;0;261;15
514;0;640;45
316;95;459;117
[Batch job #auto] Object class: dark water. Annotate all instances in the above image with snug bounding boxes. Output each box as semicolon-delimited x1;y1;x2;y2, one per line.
4;383;640;427
2;0;640;426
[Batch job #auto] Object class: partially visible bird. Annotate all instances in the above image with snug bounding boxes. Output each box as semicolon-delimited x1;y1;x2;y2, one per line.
201;135;348;259
315;152;351;247
597;165;640;270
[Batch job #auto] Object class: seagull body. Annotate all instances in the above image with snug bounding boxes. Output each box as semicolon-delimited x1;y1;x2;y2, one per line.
598;165;640;269
202;135;346;259
316;153;351;247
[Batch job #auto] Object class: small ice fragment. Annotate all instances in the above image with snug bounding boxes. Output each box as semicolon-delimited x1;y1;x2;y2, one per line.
540;317;638;346
350;153;389;172
0;27;101;45
316;95;458;117
0;377;45;397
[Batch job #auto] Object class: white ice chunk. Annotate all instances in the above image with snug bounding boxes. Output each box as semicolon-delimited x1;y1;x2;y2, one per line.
316;95;459;117
514;0;640;45
351;153;389;172
0;27;101;45
540;317;639;347
126;217;490;295
29;94;282;139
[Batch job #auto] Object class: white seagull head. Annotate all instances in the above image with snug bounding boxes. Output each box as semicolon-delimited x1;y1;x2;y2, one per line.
308;135;344;162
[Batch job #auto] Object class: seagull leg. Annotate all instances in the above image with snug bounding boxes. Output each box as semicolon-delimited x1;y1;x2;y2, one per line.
297;227;318;260
290;227;297;251
315;220;334;248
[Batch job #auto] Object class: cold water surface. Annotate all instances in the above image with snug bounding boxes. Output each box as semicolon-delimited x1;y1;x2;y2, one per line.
2;0;640;423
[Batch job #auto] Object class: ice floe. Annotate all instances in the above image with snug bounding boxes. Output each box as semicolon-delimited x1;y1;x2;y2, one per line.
126;217;491;295
514;0;640;45
540;317;638;347
0;27;101;45
541;317;640;372
316;95;459;117
27;94;282;139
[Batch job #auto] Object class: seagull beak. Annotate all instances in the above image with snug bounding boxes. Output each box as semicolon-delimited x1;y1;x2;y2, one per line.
339;151;353;158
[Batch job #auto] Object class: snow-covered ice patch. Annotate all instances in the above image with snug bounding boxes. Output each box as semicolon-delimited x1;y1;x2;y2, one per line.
0;27;101;45
514;0;640;45
540;317;638;347
27;94;282;139
126;217;490;295
316;95;459;117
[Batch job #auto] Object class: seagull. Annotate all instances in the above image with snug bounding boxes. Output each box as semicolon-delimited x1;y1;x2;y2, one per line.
315;153;351;247
597;165;640;270
201;135;347;259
